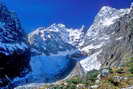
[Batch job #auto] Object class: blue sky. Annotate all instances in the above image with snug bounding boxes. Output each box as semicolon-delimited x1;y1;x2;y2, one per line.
4;0;132;33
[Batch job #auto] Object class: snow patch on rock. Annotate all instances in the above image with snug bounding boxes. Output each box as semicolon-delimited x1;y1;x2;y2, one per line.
0;42;28;55
80;50;102;71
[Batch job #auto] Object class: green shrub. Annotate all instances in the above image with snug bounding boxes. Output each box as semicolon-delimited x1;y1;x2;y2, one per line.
127;57;133;73
86;70;99;81
109;68;113;73
66;84;76;89
115;68;124;74
52;85;63;89
128;66;133;73
66;76;81;84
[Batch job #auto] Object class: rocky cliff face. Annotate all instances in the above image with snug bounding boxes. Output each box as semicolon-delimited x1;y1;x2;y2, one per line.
100;6;133;68
0;3;31;87
80;5;133;71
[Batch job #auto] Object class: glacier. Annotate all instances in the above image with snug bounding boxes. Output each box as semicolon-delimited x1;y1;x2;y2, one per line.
13;55;76;87
30;56;74;82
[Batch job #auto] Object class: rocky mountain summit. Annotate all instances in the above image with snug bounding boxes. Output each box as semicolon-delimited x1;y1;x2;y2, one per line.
28;24;84;56
80;4;133;71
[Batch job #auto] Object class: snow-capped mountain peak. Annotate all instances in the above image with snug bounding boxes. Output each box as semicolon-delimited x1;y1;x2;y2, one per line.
29;24;84;43
84;6;131;40
94;6;131;25
28;24;85;56
79;4;133;72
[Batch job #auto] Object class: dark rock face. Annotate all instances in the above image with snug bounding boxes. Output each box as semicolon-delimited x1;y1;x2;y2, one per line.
0;3;31;87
